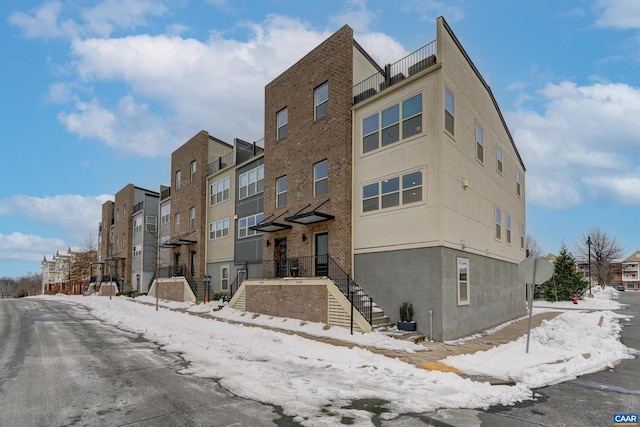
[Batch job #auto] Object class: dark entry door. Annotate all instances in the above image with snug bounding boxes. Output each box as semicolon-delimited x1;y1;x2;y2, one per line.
315;232;328;277
274;237;287;278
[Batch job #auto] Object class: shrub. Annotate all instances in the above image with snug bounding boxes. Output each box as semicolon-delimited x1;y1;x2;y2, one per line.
399;301;414;322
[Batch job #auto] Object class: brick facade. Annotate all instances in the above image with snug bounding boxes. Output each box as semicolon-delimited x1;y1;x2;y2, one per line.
245;284;328;323
263;25;354;274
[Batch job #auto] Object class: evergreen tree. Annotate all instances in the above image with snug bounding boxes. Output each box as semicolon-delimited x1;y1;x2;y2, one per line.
541;244;587;302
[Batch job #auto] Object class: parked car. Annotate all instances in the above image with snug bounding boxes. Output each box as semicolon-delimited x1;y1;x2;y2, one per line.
617;284;625;291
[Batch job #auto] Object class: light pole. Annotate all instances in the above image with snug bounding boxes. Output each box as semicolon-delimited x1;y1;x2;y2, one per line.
587;236;592;296
204;275;211;304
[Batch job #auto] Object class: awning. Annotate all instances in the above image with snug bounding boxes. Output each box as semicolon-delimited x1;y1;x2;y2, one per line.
249;210;292;233
285;200;334;225
249;221;292;232
163;232;197;247
285;210;335;224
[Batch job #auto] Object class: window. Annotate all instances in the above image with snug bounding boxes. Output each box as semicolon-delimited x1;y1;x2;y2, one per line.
133;217;143;234
116;208;120;223
190;207;196;228
221;266;229;292
239;165;264;199
495;208;502;240
516;169;521;196
175;170;181;190
363;114;379;153
402;93;422;138
122;234;126;249
497;147;503;174
314;160;328;196
445;87;455;135
160;235;169;251
238;213;264;238
133;244;142;257
277;108;288;141
123;204;127;217
276;175;287;207
506;214;512;244
190;160;196;183
381;104;399;146
362;170;423;212
146;215;157;233
210;177;230;205
362;93;423;154
476;124;484;163
520;223;525;250
175;213;180;233
209;218;229;239
457;258;470;305
314;82;328;120
161;204;170;225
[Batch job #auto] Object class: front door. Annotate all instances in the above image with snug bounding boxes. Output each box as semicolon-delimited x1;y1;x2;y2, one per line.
315;232;328;277
190;250;196;276
274;237;287;278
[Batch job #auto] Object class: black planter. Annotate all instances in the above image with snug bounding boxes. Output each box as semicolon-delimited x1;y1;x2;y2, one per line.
289;268;299;277
396;321;417;332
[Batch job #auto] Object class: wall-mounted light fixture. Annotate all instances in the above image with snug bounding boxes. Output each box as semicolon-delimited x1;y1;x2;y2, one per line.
266;240;271;247
462;178;469;189
302;234;307;242
460;240;467;250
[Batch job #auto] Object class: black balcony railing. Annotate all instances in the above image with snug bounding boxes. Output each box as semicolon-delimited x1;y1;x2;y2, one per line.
353;39;437;105
261;255;373;325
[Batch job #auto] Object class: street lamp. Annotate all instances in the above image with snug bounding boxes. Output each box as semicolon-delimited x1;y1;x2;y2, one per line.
204;275;211;304
587;236;592;296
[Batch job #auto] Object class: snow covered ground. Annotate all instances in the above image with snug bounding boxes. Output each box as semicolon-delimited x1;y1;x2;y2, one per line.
37;286;636;426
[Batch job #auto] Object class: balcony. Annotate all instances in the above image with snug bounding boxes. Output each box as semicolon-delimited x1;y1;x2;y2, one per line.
353;39;437;105
208;150;235;175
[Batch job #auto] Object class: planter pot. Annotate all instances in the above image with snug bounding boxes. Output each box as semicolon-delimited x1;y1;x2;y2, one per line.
396;321;417;332
289;268;299;277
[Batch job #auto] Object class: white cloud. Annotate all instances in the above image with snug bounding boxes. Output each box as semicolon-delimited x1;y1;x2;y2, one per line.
594;0;640;29
0;232;66;263
9;0;168;39
0;194;113;243
509;81;640;208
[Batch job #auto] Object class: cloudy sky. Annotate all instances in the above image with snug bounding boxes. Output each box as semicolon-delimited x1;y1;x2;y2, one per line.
2;0;640;277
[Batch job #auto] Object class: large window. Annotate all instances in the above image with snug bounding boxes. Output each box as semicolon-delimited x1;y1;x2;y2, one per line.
314;160;328;196
133;244;142;257
210;176;230;205
362;170;423;212
133;217;142;234
362;93;422;154
457;258;470;306
445;87;455;135
276;175;287;207
314;82;328;120
221;266;229;292
238;213;264;238
239;165;264;199
175;170;181;190
476;124;484;163
146;215;157;233
277;108;288;141
495;208;502;240
497;146;503;174
161;204;170;225
209;218;229;240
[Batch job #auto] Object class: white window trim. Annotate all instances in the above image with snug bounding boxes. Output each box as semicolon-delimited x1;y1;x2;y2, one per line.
313;160;328;197
496;146;503;175
457;257;470;306
209;218;230;240
221;265;230;292
277;108;288;141
361;168;425;214
444;87;455;136
314;82;328;121
495;207;502;241
276;175;287;208
476;123;484;164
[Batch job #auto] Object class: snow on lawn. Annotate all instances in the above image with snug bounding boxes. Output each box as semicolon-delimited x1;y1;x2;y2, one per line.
36;286;635;426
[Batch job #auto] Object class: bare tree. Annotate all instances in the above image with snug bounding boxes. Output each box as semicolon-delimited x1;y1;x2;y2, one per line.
576;227;625;287
526;235;544;258
15;273;42;296
69;236;98;293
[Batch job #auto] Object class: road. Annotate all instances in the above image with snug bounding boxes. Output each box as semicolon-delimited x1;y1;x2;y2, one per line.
0;298;289;426
416;290;640;427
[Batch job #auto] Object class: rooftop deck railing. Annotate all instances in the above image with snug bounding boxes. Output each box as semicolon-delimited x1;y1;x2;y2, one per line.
353;39;437;105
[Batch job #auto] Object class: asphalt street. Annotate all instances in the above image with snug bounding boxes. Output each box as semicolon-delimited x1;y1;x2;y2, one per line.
0;298;288;426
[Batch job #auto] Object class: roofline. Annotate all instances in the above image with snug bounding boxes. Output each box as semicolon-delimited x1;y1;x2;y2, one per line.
439;16;526;172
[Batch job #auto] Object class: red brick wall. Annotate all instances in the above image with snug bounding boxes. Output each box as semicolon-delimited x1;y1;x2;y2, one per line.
245;284;328;323
263;25;354;274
